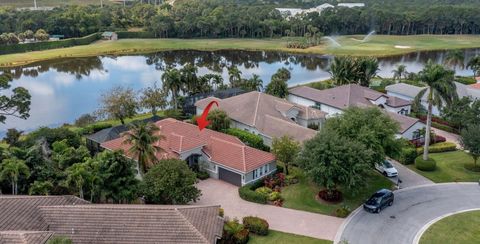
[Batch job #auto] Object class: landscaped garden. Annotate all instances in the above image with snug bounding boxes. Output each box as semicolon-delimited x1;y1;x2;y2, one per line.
420;210;480;244
249;230;331;244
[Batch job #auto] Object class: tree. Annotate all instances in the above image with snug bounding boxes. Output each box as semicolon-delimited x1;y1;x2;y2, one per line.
205;109;230;132
266;78;288;98
4;128;23;147
460;124;480;169
392;64;407;81
357;57;379;87
34;29;49;41
416;62;457;160
0;158;30;195
97;86;138;124
64;163;91;199
441;97;480;130
325;107;400;166
74;114;96;127
29;180;53;195
241;74;263;91
271;136;300;175
296;128;372;195
141;82;167;116
123;122;164;175
444;50;465;70
329;56;378;87
467;56;480;77
228;66;243;88
140;159;201;204
162;68;183;109
271;68;291;81
0;73;31;124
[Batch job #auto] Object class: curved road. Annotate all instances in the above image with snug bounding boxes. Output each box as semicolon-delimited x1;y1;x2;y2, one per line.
338;183;480;244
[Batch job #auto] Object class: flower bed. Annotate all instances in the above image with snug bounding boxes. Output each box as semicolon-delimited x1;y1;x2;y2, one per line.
238;172;298;207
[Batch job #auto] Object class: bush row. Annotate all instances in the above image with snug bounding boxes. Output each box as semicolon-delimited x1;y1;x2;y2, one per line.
455;76;477;85
431;122;459;134
226;128;270;151
397;147;418;165
238;180;267;204
415;156;437;171
0;33;100;55
416;142;457;154
116;31;156;39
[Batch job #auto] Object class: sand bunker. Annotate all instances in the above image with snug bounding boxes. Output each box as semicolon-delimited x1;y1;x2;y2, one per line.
394;45;411;49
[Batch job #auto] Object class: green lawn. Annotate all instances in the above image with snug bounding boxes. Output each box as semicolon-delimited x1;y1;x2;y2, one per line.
3;35;480;67
281;167;394;216
420;210;480;244
249;230;332;244
407;151;480;183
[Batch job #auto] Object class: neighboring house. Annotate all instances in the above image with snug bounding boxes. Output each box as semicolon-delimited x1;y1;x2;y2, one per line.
49;35;64;41
85;115;162;154
386;82;480;116
183;88;246;116
288;84;425;140
101;32;118;40
276;3;334;18
338;3;365;8
195;91;326;146
0;196;223;244
101;118;276;186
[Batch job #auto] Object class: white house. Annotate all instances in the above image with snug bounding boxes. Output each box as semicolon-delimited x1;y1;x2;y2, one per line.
338;3;365;8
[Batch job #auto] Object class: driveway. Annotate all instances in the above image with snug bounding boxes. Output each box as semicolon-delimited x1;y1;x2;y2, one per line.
432;127;462;149
337;183;480;244
387;159;433;188
193;179;344;241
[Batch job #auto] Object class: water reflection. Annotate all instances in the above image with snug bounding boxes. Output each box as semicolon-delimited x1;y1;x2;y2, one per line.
1;49;479;133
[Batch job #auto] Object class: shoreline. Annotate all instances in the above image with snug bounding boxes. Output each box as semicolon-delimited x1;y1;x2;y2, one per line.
2;35;480;68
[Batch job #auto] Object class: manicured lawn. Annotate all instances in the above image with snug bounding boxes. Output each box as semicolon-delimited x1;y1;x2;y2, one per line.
3;35;480;67
249;230;332;244
407;151;480;183
281;167;393;216
420;210;480;244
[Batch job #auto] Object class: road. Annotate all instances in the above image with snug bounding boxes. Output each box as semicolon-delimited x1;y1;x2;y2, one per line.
337;183;480;244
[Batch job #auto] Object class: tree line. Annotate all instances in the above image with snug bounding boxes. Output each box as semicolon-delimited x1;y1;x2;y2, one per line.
1;0;480;42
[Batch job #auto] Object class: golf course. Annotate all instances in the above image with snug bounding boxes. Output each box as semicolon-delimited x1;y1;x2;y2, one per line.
2;35;480;67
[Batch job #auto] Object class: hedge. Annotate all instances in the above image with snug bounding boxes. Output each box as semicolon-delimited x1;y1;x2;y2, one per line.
0;33;100;55
399;147;418;165
116;31;156;39
415;156;437;171
238;181;267;204
431;122;458;134
226;128;269;151
416;142;457;154
455;76;476;85
242;216;269;236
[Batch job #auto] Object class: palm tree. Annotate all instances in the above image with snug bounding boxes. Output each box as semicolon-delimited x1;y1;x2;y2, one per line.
161;68;183;109
392;64;407;81
180;63;198;95
467;56;480;77
0;158;30;195
415;61;457;160
228;66;242;87
123;122;165;176
444;50;465;71
65;163;90;199
244;74;263;91
329;56;356;85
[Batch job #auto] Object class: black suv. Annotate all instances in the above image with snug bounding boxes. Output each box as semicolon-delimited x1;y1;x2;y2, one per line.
363;189;394;213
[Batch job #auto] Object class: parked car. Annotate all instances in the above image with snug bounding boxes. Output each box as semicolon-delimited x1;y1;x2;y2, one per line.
375;159;398;177
363;189;394;213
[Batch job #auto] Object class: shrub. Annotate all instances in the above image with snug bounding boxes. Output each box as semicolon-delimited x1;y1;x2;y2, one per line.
223;219;249;244
219;208;224;217
226;128;269;151
285;174;299;185
242;216;269;236
79;123;113;135
399;147;418;165
455;76;476;85
415;157;437;171
335;206;351;218
276;164;284;173
196;170;210;180
431;122;458;134
164;109;184;120
416;142;457;154
268;191;282;201
233;229;249;244
255;186;272;196
239;183;267;204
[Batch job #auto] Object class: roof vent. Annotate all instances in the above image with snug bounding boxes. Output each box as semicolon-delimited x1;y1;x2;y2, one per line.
72;228;75;234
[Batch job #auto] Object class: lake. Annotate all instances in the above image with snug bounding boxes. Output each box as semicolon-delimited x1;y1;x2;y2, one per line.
1;49;479;134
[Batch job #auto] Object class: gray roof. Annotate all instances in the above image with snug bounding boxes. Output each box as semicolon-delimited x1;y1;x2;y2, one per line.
0;231;53;244
386;111;424;133
385;82;480;101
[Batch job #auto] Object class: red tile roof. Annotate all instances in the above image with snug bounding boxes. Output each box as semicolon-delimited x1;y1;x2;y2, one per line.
101;118;275;173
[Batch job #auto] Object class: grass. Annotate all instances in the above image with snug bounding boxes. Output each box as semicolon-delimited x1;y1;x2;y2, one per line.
407;151;480;183
3;35;480;67
0;0;111;7
281;166;394;216
249;230;332;244
420;210;480;244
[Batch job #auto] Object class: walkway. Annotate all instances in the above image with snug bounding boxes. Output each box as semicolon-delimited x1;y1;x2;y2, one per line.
337;183;480;244
432;127;462;149
193;179;344;241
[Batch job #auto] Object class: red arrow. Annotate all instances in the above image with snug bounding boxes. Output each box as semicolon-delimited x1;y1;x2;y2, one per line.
197;101;219;131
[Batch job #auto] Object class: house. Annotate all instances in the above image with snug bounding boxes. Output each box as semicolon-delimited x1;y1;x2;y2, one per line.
0;196;223;244
101;118;276;186
385;82;480;116
183;87;246;116
288;84;425;140
49;35;65;41
101;32;118;41
195;91;326;146
276;3;334;18
337;3;365;8
85;115;162;154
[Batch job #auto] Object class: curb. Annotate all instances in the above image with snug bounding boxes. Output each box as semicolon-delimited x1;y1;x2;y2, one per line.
333;205;363;244
412;208;480;244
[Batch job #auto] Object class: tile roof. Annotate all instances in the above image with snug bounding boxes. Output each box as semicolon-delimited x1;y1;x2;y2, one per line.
289;84;411;110
101;118;275;173
0;231;53;244
386;82;480;101
39;205;223;244
195;91;323;143
0;196;89;232
385;111;424;133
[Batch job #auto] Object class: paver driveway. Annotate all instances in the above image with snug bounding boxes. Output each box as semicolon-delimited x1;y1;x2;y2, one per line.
192;179;344;241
